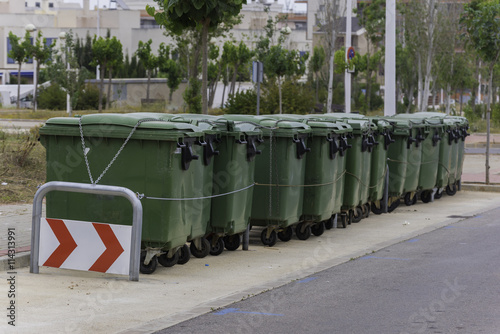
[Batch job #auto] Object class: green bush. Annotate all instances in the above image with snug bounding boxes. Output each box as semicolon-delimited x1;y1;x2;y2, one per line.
183;79;202;114
75;84;102;110
261;80;315;114
223;90;257;114
37;84;66;110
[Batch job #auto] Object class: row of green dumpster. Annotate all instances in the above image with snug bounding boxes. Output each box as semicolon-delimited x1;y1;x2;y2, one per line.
38;112;468;274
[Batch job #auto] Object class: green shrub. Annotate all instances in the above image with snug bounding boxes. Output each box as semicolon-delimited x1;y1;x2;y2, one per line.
183;79;202;114
261;80;315;114
75;84;102;110
223;90;257;114
37;84;66;110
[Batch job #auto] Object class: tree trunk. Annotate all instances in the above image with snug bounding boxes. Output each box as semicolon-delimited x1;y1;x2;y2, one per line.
486;63;494;185
106;68;112;110
221;82;227;108
98;65;105;112
278;76;283;114
326;28;336;113
201;19;210;115
16;63;22;109
417;54;422;111
147;70;151;101
406;84;414;114
459;87;463;116
315;72;319;103
34;61;41;112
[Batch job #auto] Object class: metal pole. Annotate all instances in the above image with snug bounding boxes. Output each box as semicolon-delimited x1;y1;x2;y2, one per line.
242;225;250;251
31;181;143;282
33;58;37;112
384;0;396;116
345;0;352;114
96;0;100;80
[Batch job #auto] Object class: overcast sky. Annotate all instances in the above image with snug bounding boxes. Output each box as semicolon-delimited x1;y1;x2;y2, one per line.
63;0;306;12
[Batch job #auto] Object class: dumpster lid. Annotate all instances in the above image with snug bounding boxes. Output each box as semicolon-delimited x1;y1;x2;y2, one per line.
40;114;204;140
222;115;311;136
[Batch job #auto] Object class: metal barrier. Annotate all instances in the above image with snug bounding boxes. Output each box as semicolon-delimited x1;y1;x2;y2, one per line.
30;181;143;281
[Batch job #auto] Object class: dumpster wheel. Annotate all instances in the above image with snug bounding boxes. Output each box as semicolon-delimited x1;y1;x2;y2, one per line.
177;244;191;265
140;251;158;274
371;202;383;215
311;221;325;237
261;229;277;247
434;188;443;199
224;234;241;251
325;215;335;229
404;192;418;206
388;197;400;212
277;227;293;242
351;207;363;223
446;183;457;196
295;222;311;240
158;249;179;267
420;190;432;203
190;238;211;258
208;236;225;256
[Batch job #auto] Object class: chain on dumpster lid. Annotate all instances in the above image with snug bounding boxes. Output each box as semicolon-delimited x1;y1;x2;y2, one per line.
79;116;165;185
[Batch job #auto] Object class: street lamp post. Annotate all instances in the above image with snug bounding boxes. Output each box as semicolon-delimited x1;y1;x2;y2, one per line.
25;24;37;112
58;32;71;116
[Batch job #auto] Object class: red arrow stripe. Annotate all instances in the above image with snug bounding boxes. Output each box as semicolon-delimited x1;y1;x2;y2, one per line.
43;219;78;268
89;223;124;273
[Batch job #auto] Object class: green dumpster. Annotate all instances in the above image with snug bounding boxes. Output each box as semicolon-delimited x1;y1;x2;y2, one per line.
394;113;445;202
223;115;311;247
393;115;426;205
39;113;209;274
267;114;352;236
316;114;375;226
367;117;395;213
167;114;263;255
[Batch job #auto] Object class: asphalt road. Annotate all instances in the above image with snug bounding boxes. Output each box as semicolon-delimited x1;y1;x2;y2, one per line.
155;206;500;334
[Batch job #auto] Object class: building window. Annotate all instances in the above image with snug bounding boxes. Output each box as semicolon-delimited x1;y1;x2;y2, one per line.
35;2;40;8
49;2;54;8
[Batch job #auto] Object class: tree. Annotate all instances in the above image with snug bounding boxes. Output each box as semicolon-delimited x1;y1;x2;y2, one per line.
92;36;123;112
264;45;309;114
147;0;246;114
461;0;500;184
105;37;123;109
136;39;158;102
358;0;385;111
158;43;183;104
8;31;30;109
26;31;55;112
316;0;344;112
310;46;326;103
47;31;91;113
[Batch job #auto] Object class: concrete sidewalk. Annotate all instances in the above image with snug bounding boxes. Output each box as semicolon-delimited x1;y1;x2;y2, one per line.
0;190;500;334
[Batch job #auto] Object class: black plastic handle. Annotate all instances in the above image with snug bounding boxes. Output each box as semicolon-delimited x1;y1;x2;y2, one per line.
432;129;441;147
327;136;339;160
245;135;262;162
293;137;311;159
178;139;199;171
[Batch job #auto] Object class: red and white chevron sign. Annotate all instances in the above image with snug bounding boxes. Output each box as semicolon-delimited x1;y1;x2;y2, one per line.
39;218;132;276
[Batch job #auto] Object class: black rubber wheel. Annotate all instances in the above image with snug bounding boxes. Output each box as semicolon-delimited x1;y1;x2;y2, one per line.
224;234;241;251
209;237;225;256
295;222;311;240
339;214;347;228
139;251;157;274
388;198;400;212
311;221;326;236
157;251;179;267
363;203;370;218
260;229;277;247
190;238;211;258
404;192;417;206
446;183;457;196
325;215;335;229
371;202;383;215
177;244;190;265
434;189;443;199
351;207;363;223
420;190;432;203
347;210;353;225
277;227;293;242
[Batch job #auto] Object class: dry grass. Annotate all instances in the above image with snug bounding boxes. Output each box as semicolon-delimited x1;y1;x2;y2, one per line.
0;127;46;204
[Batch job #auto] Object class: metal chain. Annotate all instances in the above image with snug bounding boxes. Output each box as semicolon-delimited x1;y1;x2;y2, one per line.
79;117;162;185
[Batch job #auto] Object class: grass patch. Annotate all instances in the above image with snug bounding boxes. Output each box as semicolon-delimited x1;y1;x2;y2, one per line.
0;127;46;204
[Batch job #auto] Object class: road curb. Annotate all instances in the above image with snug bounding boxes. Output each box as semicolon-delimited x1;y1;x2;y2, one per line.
461;183;500;192
0;251;30;271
